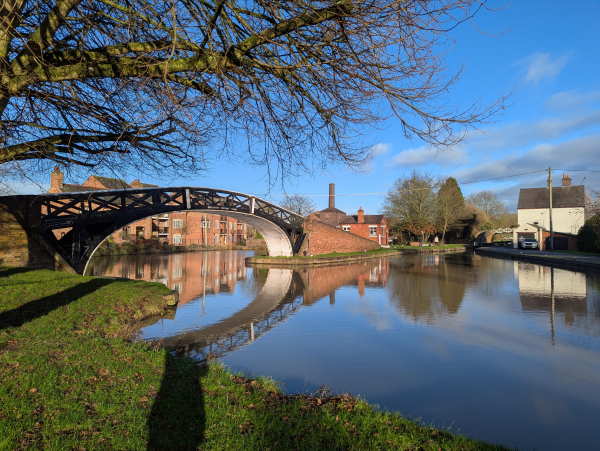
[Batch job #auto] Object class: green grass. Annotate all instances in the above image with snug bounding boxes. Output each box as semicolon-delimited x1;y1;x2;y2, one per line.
0;267;510;450
390;244;469;250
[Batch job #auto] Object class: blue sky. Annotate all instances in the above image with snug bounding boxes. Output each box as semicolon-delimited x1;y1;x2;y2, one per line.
23;0;600;214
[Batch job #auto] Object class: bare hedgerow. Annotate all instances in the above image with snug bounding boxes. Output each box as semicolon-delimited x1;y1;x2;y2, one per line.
1;0;510;185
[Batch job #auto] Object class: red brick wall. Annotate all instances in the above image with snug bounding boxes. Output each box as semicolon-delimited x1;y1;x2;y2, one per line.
299;218;381;255
0;196;56;269
343;218;388;245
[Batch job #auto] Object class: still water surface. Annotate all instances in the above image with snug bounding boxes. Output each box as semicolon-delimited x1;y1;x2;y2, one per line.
88;250;600;450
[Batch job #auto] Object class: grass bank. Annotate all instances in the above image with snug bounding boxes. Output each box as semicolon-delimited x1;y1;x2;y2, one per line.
1;267;509;450
390;244;470;250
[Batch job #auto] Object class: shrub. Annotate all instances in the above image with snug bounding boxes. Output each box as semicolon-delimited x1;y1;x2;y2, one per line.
576;215;600;253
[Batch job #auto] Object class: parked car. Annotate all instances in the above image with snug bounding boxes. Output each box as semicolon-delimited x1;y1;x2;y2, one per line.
520;238;539;249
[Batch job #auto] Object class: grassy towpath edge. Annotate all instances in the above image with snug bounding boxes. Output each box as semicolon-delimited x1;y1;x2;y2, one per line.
0;267;511;450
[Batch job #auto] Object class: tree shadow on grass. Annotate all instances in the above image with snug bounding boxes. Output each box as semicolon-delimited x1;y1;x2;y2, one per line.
147;351;207;450
0;278;115;330
0;266;36;279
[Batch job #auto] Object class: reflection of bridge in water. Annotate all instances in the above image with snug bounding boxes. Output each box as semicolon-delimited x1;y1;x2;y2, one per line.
127;255;390;360
162;269;306;360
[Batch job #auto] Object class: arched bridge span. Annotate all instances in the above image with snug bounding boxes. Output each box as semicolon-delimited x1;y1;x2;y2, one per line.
38;187;304;274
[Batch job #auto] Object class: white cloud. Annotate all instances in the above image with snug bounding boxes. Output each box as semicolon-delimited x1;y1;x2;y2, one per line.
452;134;600;209
516;52;569;84
371;143;392;157
546;89;600;110
464;110;600;151
391;146;467;168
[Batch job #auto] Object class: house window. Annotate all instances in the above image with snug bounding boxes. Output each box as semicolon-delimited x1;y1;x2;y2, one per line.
201;219;211;229
173;234;183;244
369;226;377;237
215;220;219;229
173;219;183;229
381;225;385;233
342;226;350;232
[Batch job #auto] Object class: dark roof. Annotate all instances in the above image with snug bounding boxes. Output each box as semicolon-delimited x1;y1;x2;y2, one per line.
518;186;585;209
60;184;101;193
319;207;346;214
339;214;385;225
92;176;130;190
138;183;159;188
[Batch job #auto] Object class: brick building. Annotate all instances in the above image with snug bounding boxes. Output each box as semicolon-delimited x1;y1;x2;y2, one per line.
309;183;389;246
47;166;248;246
339;207;389;246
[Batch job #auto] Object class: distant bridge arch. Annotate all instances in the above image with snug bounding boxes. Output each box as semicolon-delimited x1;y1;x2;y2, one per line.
37;187;304;274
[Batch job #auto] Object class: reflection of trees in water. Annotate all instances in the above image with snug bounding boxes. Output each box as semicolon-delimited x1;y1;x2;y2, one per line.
387;254;466;323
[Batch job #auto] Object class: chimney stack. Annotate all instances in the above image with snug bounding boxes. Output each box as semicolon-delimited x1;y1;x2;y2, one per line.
562;174;571;186
51;166;64;188
329;183;335;209
357;206;364;224
130;179;143;189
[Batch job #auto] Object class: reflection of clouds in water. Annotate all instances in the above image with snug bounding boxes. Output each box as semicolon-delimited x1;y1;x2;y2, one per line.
346;297;394;331
532;394;576;426
423;335;452;361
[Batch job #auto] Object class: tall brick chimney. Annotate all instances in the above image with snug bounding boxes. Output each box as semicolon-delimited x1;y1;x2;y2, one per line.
328;183;335;209
50;166;63;189
357;206;364;224
562;174;571;186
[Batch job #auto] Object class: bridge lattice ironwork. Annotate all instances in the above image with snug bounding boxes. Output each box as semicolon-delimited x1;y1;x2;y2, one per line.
38;187;304;273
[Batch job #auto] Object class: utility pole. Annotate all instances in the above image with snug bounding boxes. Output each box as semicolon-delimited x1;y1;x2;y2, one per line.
548;167;554;250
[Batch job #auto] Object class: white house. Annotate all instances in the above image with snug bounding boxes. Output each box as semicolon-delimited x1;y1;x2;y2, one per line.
512;174;585;248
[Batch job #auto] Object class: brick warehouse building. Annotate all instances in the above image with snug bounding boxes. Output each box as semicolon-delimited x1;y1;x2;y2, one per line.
47;167;248;246
310;183;389;246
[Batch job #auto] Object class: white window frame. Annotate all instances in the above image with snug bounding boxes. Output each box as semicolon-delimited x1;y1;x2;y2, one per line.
369;226;377;237
173;234;183;244
173;219;183;229
342;225;350;232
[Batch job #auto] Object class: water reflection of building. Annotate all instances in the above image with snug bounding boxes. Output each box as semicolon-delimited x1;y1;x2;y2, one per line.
387;254;467;323
88;251;247;304
516;262;588;329
296;259;389;305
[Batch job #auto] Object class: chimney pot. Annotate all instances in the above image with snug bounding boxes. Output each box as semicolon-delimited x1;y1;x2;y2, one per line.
562;173;571;187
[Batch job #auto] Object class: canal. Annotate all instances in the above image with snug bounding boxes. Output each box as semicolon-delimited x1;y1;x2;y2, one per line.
88;250;600;450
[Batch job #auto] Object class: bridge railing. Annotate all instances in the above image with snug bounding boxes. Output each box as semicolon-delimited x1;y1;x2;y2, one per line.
40;187;303;232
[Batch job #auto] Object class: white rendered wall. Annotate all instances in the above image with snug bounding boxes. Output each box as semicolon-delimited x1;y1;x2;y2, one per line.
517;207;585;235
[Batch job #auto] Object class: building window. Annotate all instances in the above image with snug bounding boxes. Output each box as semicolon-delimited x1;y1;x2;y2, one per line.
173;234;183;244
173;219;183;229
215;220;219;229
369;226;377;237
342;226;350;232
215;235;218;244
201;219;211;229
